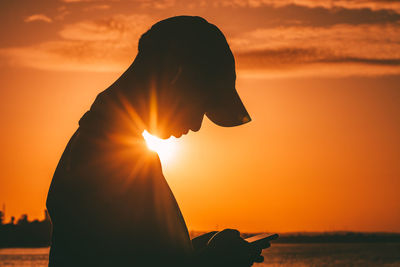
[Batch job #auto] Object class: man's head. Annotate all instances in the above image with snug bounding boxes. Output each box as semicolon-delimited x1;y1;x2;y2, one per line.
135;16;250;139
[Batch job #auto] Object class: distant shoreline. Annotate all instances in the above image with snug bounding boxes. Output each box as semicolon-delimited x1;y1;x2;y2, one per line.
2;237;400;249
1;213;399;248
193;231;400;244
1;232;400;249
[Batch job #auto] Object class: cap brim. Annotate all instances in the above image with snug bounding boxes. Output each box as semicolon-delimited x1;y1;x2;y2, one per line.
205;88;251;127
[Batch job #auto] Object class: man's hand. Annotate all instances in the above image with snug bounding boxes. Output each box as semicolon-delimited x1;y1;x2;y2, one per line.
192;231;219;251
204;229;269;267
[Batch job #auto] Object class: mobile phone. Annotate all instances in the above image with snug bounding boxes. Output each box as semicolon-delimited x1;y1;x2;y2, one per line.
245;233;279;249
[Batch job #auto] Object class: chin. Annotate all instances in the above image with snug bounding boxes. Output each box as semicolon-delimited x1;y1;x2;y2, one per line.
146;129;169;139
171;132;183;138
172;129;190;138
153;129;188;139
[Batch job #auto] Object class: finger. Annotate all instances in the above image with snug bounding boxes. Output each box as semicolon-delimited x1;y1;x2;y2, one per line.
254;248;262;256
254;255;264;263
269;233;279;240
248;247;262;263
248;246;261;255
248;241;270;253
223;228;240;237
241;256;255;267
259;241;271;249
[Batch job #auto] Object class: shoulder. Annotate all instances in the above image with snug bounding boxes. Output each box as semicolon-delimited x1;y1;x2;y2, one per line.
70;127;162;177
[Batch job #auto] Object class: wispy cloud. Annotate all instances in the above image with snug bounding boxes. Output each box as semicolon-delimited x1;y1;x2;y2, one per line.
0;41;127;72
139;0;176;9
231;23;400;76
209;3;400;31
61;0;103;2
3;18;400;77
3;22;399;77
230;24;400;57
215;0;400;12
59;14;151;41
24;14;52;23
61;0;175;9
2;1;400;77
84;4;111;10
235;47;400;78
0;14;154;72
56;0;400;11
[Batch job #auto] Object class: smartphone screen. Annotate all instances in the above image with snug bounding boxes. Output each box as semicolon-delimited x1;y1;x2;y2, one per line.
245;233;279;248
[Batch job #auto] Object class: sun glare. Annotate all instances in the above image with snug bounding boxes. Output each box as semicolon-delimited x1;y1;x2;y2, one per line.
142;130;178;162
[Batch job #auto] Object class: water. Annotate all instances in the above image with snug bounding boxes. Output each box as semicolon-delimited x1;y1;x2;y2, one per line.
0;248;49;267
259;243;400;266
0;243;399;266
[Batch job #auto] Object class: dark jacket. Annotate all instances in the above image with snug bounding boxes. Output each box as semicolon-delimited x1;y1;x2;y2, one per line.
46;90;193;266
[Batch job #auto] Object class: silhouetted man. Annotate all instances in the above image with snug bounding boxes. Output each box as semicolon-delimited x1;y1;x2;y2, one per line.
47;16;268;266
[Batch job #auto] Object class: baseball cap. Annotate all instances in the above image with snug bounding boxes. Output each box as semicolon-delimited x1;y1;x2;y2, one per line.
140;16;251;127
206;86;251;127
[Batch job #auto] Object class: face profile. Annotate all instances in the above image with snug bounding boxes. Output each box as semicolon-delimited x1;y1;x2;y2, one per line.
146;63;209;139
132;16;251;139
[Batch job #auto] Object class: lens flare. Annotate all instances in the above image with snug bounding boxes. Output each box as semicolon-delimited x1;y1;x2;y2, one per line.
142;130;178;162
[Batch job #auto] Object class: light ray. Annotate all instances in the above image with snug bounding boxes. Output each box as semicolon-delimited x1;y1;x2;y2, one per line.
142;130;178;163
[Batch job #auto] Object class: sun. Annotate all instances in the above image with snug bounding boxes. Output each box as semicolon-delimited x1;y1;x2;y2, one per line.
142;130;178;162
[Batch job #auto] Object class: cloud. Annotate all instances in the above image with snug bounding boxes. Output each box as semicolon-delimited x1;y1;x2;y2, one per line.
236;61;400;79
0;41;128;72
2;8;400;78
84;4;111;10
230;24;400;59
235;47;400;69
216;3;400;30
215;0;400;12
59;14;151;41
234;45;400;79
61;0;103;2
24;14;52;23
284;0;400;12
320;57;400;66
0;14;154;72
56;0;400;11
139;0;176;9
236;47;327;69
61;0;176;9
231;23;400;77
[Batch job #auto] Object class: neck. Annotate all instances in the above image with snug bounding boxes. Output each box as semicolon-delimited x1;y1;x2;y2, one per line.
95;60;152;136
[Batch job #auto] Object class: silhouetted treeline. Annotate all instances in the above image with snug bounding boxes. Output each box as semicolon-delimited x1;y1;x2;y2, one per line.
192;231;400;244
0;210;51;248
1;211;400;248
241;232;400;244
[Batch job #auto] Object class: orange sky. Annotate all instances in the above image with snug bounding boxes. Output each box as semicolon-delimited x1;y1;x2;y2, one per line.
0;0;399;233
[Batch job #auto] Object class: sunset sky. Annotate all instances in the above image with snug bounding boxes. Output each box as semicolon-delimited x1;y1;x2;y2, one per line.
0;0;399;233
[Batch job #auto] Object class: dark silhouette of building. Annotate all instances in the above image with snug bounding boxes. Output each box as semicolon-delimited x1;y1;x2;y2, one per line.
0;210;52;248
0;210;4;225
